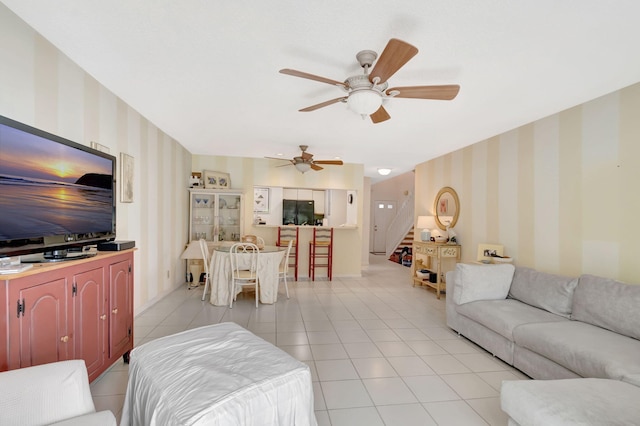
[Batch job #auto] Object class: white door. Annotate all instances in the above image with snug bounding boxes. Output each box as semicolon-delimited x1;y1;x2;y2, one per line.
372;200;396;253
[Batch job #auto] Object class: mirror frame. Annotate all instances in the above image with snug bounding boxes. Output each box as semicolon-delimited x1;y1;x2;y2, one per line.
434;186;460;230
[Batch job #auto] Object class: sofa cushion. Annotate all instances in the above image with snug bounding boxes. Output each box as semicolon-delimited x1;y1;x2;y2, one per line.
501;378;640;426
572;274;640;340
622;373;640;387
453;263;515;305
508;267;578;318
456;299;567;341
513;320;640;380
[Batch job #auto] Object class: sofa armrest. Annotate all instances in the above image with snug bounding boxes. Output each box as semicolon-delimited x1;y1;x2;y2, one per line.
50;410;117;426
0;360;97;425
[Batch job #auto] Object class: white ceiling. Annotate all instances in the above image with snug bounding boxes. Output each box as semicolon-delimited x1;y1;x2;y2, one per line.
4;1;640;182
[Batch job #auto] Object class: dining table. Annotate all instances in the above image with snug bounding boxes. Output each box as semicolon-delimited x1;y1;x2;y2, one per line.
209;245;286;306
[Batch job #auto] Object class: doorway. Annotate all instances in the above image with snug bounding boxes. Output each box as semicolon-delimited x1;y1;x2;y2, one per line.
371;200;396;254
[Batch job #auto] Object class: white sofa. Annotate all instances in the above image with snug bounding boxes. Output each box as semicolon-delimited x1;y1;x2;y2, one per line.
0;360;117;426
446;263;640;425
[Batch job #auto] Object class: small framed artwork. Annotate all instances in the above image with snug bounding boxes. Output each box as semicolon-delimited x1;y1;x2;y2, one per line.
120;153;134;203
254;187;269;213
477;243;504;263
189;172;202;188
203;170;231;189
438;197;449;215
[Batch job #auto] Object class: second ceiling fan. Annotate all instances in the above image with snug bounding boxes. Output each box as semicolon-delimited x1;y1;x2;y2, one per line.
280;38;460;124
266;145;343;173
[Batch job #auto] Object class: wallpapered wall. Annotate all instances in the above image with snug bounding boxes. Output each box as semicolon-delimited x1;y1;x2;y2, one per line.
0;5;192;314
416;82;640;284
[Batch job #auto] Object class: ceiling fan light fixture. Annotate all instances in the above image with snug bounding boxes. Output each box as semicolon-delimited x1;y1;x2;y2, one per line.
377;168;392;176
347;89;382;115
294;162;311;173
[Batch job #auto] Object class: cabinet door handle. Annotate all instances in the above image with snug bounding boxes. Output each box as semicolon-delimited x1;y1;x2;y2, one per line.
60;335;69;343
100;314;107;320
112;308;118;314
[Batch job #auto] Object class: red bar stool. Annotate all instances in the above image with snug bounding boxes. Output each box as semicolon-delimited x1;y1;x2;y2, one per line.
308;227;333;281
277;226;299;281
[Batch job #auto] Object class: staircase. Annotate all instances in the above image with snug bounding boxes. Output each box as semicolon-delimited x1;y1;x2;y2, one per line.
384;194;415;265
389;228;415;266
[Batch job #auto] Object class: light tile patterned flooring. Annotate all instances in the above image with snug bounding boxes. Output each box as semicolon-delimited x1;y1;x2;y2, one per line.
91;254;528;425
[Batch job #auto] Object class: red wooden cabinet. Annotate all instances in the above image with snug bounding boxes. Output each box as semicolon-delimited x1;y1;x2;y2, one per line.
73;267;107;380
13;278;70;368
1;250;134;381
108;259;133;360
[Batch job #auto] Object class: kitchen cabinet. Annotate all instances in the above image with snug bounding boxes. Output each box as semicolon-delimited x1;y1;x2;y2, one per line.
312;190;325;214
189;189;244;243
1;250;134;382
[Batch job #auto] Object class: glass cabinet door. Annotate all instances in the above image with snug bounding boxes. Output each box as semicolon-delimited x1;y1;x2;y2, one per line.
190;193;215;241
217;194;242;242
189;190;243;243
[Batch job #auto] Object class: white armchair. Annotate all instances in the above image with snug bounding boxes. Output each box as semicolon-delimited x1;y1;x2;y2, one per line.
0;360;117;426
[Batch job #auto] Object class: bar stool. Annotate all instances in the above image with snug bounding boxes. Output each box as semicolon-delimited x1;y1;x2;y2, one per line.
277;226;299;281
308;227;333;281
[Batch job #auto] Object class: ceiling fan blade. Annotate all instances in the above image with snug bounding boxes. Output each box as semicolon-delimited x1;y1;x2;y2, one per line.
387;85;460;100
313;160;343;165
265;156;290;161
369;39;418;84
279;69;347;88
275;160;296;168
311;164;324;171
370;106;391;124
299;97;347;112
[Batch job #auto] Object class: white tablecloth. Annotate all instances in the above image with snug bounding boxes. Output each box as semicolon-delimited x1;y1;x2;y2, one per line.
120;323;317;426
209;247;285;306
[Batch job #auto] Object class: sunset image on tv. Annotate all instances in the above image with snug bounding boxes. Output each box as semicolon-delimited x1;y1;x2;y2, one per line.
0;123;114;240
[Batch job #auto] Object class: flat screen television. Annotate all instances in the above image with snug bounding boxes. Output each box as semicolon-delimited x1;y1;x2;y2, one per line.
0;114;116;260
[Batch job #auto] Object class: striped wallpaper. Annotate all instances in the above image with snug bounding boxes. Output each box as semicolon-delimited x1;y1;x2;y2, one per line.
0;5;192;314
415;82;640;284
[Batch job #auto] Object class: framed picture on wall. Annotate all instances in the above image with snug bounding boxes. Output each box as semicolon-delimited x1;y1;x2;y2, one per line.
254;187;269;213
120;153;134;203
477;243;504;263
203;170;230;189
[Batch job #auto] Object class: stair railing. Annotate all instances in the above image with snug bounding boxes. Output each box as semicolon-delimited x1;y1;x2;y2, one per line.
385;194;415;258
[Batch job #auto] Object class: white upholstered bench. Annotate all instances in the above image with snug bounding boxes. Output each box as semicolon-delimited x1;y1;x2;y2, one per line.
121;322;317;426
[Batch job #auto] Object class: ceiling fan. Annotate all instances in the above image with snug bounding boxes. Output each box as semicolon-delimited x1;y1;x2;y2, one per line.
266;145;343;173
280;38;460;124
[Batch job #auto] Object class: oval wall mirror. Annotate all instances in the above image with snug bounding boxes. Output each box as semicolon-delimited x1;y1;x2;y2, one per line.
434;187;460;230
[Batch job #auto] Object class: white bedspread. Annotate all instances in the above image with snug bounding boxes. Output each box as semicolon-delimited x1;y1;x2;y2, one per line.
120;323;317;426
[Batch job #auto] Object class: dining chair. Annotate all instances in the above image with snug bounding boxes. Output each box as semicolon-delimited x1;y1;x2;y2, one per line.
199;239;212;301
229;242;260;308
278;240;293;299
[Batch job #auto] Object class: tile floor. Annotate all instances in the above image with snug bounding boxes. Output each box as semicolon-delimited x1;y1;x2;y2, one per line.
90;254;528;425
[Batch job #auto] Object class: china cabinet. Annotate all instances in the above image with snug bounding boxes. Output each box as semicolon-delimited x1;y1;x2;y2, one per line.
188;189;244;243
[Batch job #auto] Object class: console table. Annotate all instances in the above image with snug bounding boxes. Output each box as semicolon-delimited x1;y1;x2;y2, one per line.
411;241;461;299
